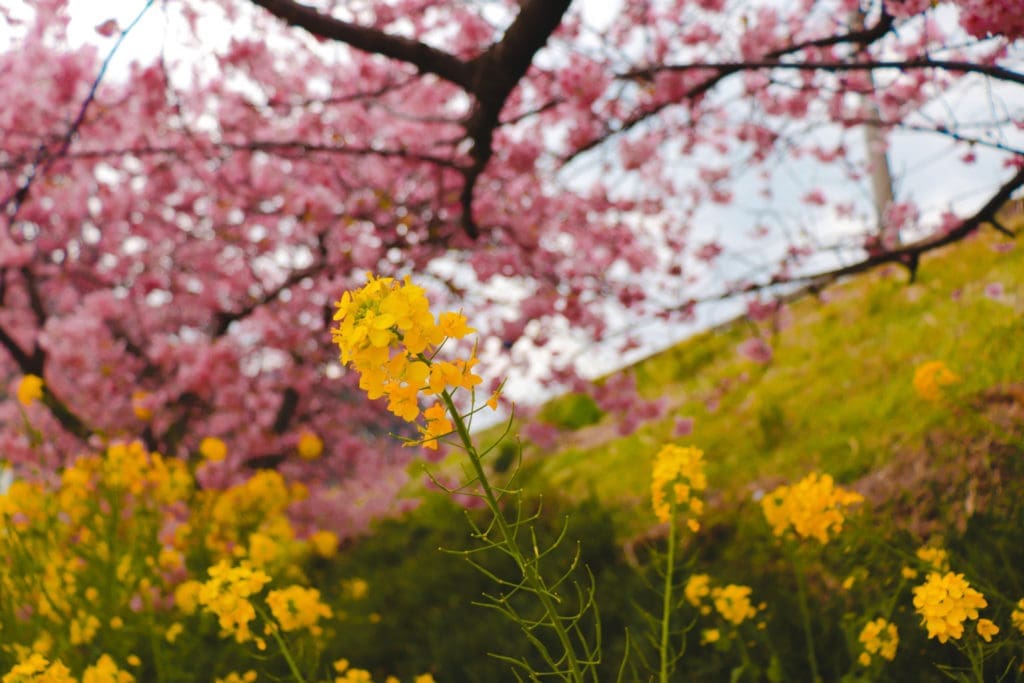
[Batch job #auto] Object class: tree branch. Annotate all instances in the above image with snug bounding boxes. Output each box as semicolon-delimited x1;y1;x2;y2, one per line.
624;58;1024;86
246;0;473;89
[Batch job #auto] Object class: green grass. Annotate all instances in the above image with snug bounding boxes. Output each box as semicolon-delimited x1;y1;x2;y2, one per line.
508;226;1024;537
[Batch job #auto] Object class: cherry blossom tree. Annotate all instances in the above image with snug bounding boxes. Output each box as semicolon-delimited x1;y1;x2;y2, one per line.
2;0;1021;535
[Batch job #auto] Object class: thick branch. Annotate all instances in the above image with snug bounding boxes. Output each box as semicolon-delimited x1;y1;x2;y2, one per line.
458;0;573;238
246;0;473;89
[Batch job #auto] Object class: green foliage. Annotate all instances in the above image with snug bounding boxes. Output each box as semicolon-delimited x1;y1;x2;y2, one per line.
537;393;603;430
326;493;640;681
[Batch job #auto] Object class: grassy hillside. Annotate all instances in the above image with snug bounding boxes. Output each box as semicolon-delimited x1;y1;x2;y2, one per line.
333;217;1024;682
511;222;1024;538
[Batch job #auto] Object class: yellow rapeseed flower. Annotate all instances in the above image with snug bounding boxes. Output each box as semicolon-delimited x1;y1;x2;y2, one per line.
2;654;75;683
199;437;228;462
198;561;272;643
684;574;711;607
131;391;153;421
332;273;481;433
215;673;257;683
297;431;324;460
912;360;959;402
266;585;333;634
711;584;758;626
976;618;999;642
16;374;44;407
916;546;950;571
761;472;862;544
858;618;898;665
309;530;340;558
1011;599;1024;635
651;444;706;529
82;655;134;683
912;572;987;643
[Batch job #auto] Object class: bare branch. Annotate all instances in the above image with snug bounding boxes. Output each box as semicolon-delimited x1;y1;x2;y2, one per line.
247;0;473;89
623;58;1024;86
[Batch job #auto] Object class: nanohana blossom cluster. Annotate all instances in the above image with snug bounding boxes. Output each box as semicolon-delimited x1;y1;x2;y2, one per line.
332;274;493;449
858;618;898;666
911;572;989;643
761;473;863;544
650;444;706;530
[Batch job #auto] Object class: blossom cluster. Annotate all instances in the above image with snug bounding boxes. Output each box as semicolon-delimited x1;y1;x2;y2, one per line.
0;439;406;682
332;274;490;449
911;572;989;643
650;444;706;530
857;618;898;666
761;473;863;544
683;574;759;627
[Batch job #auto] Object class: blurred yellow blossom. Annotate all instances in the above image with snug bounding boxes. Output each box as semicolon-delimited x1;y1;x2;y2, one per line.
761;472;862;544
297;431;323;460
916;546;949;572
701;628;721;644
198;561;271;644
711;584;757;625
199;437;228;462
309;530;340;558
174;580;202;615
1012;599;1024;635
2;654;75;683
651;444;706;530
82;655;134;683
912;572;987;643
215;671;257;683
131;391;153;421
16;374;44;407
913;360;959;402
976;618;999;642
858;618;898;665
684;574;711;607
266;585;333;634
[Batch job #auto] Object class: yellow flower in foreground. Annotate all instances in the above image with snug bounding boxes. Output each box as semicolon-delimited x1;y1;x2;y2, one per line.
858;618;898;665
266;585;333;634
912;572;987;643
297;430;324;460
651;444;706;529
1012;599;1024;635
761;472;862;544
332;274;481;430
711;584;757;626
913;360;959;402
199;437;228;462
976;618;999;642
16;374;44;407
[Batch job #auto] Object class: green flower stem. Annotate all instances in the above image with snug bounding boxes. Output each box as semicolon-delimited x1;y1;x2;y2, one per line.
441;389;585;682
255;605;307;683
789;549;821;683
659;511;677;683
